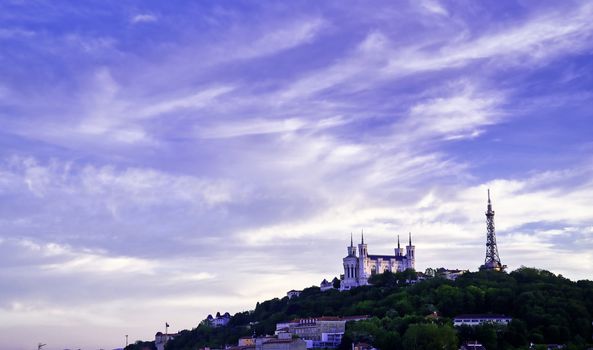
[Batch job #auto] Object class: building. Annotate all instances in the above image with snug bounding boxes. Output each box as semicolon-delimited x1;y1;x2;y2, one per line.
287;290;302;299
229;334;306;350
276;316;368;348
239;337;256;346
260;338;307;350
207;312;231;327
155;332;178;350
353;343;375;350
453;314;512;327
460;341;486;350
320;279;334;291
231;333;307;350
340;232;415;290
438;268;468;280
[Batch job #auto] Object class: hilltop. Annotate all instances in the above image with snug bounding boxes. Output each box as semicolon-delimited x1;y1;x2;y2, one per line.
127;267;593;350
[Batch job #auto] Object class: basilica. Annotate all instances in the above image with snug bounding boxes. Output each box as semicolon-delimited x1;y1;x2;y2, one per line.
340;232;415;290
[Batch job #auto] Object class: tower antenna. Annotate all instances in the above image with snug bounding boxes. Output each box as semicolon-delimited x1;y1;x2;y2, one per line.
481;189;505;271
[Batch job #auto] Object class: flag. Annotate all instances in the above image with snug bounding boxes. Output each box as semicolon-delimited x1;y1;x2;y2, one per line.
166;322;169;328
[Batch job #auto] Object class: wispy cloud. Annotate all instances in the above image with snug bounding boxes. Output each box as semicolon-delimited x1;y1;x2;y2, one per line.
2;156;239;216
136;86;235;119
387;2;593;73
233;17;327;60
0;27;35;39
131;14;158;24
196;116;345;139
400;81;505;141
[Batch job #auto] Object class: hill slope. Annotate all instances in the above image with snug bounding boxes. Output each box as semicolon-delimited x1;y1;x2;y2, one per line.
128;268;593;350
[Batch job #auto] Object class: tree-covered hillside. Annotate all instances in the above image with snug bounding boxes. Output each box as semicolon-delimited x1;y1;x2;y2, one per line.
129;268;593;350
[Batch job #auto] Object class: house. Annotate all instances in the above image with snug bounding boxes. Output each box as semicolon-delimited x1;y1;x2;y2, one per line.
353;342;374;350
155;332;179;350
287;290;302;299
261;338;307;350
276;316;368;349
438;268;469;280
460;341;486;350
207;312;231;327
239;336;256;346
529;345;565;350
231;335;306;350
453;314;512;327
320;279;334;291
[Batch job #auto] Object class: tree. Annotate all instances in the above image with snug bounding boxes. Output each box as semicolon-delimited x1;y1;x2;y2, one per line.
402;323;457;350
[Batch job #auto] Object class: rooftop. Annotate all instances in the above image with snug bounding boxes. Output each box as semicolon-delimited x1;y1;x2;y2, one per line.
454;314;511;319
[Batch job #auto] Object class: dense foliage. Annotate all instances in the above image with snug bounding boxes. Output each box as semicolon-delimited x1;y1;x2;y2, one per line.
155;268;593;350
125;340;156;350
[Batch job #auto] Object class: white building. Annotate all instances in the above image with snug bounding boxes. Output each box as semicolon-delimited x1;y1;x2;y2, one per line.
320;279;334;291
155;332;178;350
340;233;415;290
439;268;469;280
453;314;512;327
275;316;368;349
207;312;231;327
287;290;301;299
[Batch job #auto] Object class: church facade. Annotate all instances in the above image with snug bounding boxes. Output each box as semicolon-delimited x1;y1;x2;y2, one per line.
340;233;415;290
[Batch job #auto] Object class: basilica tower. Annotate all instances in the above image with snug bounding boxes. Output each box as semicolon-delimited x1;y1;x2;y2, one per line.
357;232;369;285
405;232;415;270
342;233;358;288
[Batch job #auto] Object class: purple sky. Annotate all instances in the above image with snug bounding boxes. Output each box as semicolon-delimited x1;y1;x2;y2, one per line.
1;1;593;349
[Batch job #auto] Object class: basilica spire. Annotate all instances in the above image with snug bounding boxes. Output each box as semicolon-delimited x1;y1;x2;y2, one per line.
350;232;353;247
361;229;364;244
408;232;412;246
397;234;401;250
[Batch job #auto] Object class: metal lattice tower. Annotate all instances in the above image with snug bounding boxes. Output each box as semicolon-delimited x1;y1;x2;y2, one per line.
481;189;504;271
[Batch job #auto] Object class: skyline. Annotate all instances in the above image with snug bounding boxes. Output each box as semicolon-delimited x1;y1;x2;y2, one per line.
1;1;593;349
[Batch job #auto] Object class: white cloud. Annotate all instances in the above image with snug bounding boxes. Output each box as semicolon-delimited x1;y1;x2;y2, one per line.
2;157;239;215
131;14;158;24
196;116;346;139
136;86;235;119
417;0;449;16
0;27;35;39
276;3;593;104
400;81;505;140
234;17;327;60
387;2;593;73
